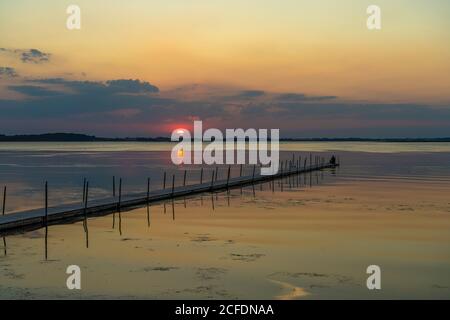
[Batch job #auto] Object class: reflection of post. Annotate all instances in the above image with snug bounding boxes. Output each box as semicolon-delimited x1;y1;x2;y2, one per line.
118;178;122;235
118;211;122;236
2;186;5;256
145;177;150;227
44;181;48;261
147;203;150;228
172;199;175;220
44;225;48;261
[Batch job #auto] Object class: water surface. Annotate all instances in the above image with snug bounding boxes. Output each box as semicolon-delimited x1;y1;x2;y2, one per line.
0;142;449;299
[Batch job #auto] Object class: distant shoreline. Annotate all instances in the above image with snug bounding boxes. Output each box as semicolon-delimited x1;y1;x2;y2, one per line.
0;133;449;143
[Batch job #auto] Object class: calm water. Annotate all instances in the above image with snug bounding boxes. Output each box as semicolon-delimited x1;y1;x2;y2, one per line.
0;142;449;299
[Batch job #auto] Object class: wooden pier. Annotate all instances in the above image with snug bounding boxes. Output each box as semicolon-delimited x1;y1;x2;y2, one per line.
0;161;338;234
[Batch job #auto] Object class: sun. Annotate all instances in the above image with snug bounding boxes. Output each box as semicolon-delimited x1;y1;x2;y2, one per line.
176;128;186;135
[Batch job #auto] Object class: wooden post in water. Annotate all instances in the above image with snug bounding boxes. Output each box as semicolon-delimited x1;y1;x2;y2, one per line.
83;181;89;247
82;178;86;204
227;165;231;188
44;181;48;223
163;172;166;189
113;176;116;197
200;167;204;184
118;178;122;210
2;185;6;216
147;178;150;202
83;181;89;225
183;170;187;187
215;167;218;181
171;174;175;196
240;164;243;177
252;165;256;183
210;169;215;189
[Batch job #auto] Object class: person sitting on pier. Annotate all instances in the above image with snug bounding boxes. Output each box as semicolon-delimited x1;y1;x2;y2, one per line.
329;155;336;165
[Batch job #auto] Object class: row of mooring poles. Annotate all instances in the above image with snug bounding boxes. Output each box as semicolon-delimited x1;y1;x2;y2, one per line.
29;154;336;242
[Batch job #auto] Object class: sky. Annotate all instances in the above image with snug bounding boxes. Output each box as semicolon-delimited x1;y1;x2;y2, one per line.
1;0;450;138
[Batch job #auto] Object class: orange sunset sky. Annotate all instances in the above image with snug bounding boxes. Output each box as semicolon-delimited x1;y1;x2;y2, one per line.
1;0;450;137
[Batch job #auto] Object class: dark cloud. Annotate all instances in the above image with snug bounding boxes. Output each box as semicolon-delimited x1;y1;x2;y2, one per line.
21;49;51;63
28;78;159;94
8;85;61;97
106;79;159;93
0;48;51;64
274;93;337;102
236;90;265;98
0;67;18;78
0;78;225;123
1;77;449;137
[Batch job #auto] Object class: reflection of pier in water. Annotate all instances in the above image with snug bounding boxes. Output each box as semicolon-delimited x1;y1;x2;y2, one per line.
1;155;339;259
